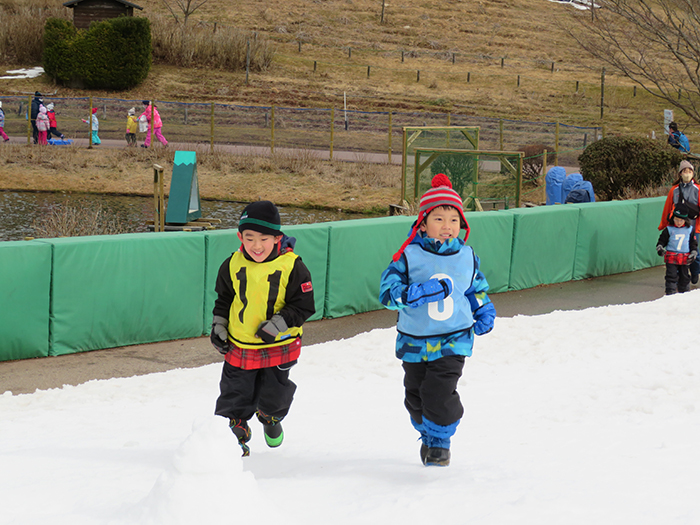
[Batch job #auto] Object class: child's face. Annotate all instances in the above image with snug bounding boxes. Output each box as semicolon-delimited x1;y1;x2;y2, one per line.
419;206;462;241
237;230;282;262
673;216;686;227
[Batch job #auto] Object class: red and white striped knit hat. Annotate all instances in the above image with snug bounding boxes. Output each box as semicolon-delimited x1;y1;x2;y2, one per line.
392;173;470;261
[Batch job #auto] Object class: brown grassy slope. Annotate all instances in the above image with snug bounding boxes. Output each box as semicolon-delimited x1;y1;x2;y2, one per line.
1;0;678;134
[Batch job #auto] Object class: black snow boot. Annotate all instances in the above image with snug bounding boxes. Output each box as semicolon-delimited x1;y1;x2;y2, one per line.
229;418;252;457
425;447;451;467
256;410;284;448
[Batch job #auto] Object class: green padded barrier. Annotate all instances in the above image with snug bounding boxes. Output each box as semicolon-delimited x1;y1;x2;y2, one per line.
49;233;205;356
572;200;638;280
506;205;581;291
326;216;415;318
634;197;666;271
0;241;51;361
464;211;514;293
203;224;327;334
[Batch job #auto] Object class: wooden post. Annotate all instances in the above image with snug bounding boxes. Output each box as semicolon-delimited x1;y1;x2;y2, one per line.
467;72;471;83
89;96;94;149
633;85;636;97
246;39;250;85
499;119;504;151
210;102;215;153
517;75;520;87
417;70;420;82
314;61;317;72
367;65;371;78
388;111;393;164
348;47;352;59
271;105;275;154
149;101;154;148
401;50;404;62
555;121;560;166
516;154;523;208
330;108;335;161
576;80;579;92
27;94;31;145
153;163;165;232
501;57;504;68
600;67;605;120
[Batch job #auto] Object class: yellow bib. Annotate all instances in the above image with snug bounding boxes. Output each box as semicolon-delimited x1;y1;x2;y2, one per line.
228;251;302;348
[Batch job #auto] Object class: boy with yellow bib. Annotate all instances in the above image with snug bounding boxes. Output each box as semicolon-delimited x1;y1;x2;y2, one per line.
211;201;315;456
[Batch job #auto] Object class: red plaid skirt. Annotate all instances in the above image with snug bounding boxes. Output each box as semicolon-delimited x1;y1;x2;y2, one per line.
665;251;689;265
224;337;301;370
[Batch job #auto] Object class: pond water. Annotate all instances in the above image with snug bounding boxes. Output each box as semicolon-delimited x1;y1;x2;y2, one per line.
0;191;379;242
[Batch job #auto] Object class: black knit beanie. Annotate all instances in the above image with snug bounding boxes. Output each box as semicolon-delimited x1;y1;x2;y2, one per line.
238;201;282;236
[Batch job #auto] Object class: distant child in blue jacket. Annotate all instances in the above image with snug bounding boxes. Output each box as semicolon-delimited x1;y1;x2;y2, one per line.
379;173;496;467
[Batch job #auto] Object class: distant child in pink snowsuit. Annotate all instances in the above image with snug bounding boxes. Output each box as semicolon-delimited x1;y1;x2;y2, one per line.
139;100;168;148
36;105;50;145
0;101;9;142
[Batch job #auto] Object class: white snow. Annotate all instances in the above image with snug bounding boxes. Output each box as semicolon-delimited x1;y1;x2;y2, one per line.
0;67;44;80
2;291;699;524
547;0;600;10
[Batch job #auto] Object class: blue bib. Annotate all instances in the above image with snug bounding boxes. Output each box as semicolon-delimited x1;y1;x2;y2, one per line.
667;225;692;253
397;243;476;337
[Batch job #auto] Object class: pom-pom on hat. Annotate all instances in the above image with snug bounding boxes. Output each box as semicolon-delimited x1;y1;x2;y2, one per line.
46;103;54;111
391;173;470;262
238;200;283;236
128;107;135;115
91;107;98;114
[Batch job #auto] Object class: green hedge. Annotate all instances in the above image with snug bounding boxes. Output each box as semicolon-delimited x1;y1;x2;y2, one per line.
43;17;151;89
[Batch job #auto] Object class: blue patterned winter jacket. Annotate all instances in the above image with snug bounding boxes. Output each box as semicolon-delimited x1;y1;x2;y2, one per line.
379;231;495;363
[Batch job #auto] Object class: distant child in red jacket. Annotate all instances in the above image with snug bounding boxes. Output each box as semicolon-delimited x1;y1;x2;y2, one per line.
45;103;65;140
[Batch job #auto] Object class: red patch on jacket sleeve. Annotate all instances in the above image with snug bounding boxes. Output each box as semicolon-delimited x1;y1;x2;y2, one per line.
301;281;313;293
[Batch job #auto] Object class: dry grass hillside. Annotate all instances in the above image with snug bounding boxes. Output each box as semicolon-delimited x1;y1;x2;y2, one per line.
0;0;690;214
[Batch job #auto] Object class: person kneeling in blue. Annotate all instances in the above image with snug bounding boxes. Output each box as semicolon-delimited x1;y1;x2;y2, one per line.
379;173;496;467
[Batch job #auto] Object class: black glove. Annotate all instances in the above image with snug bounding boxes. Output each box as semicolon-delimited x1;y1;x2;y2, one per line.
688;250;697;264
404;278;453;308
656;245;666;257
210;315;231;355
256;314;288;344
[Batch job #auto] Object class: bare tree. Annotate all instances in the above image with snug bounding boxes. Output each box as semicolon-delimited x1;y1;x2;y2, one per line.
569;0;700;125
161;0;209;30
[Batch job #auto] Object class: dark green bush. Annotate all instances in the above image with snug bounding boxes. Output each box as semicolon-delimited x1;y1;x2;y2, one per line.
430;154;477;196
43;16;151;90
578;136;684;200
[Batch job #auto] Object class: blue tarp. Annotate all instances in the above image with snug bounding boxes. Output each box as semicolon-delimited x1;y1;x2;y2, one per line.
545;166;566;205
48;139;73;145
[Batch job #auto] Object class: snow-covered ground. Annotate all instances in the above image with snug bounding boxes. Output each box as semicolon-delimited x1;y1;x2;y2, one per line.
0;67;44;80
2;291;699;525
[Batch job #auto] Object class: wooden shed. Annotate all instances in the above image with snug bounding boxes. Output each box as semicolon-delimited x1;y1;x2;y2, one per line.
63;0;143;29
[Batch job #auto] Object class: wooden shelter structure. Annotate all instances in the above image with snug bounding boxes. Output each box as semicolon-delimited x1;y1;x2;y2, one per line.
62;0;143;29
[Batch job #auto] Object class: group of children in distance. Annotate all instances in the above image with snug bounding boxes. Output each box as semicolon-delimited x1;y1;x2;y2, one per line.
657;160;700;295
2;92;167;148
210;174;495;467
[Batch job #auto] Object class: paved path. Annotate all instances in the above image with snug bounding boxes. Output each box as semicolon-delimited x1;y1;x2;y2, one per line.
0;266;668;395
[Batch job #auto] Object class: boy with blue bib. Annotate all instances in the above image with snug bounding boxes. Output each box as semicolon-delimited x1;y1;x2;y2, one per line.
379;174;496;467
211;201;315;456
657;203;698;295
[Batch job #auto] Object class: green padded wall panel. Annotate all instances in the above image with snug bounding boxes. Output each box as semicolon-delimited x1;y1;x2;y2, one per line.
203;224;328;333
0;241;51;361
49;233;205;356
634;197;666;271
573;200;638;280
463;211;514;293
507;205;581;291
326;216;414;318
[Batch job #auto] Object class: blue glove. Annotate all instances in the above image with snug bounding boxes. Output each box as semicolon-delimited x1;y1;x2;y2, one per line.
473;302;496;335
405;278;452;308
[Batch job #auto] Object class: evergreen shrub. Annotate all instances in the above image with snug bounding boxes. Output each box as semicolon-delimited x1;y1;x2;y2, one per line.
43;17;151;90
578;136;683;200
